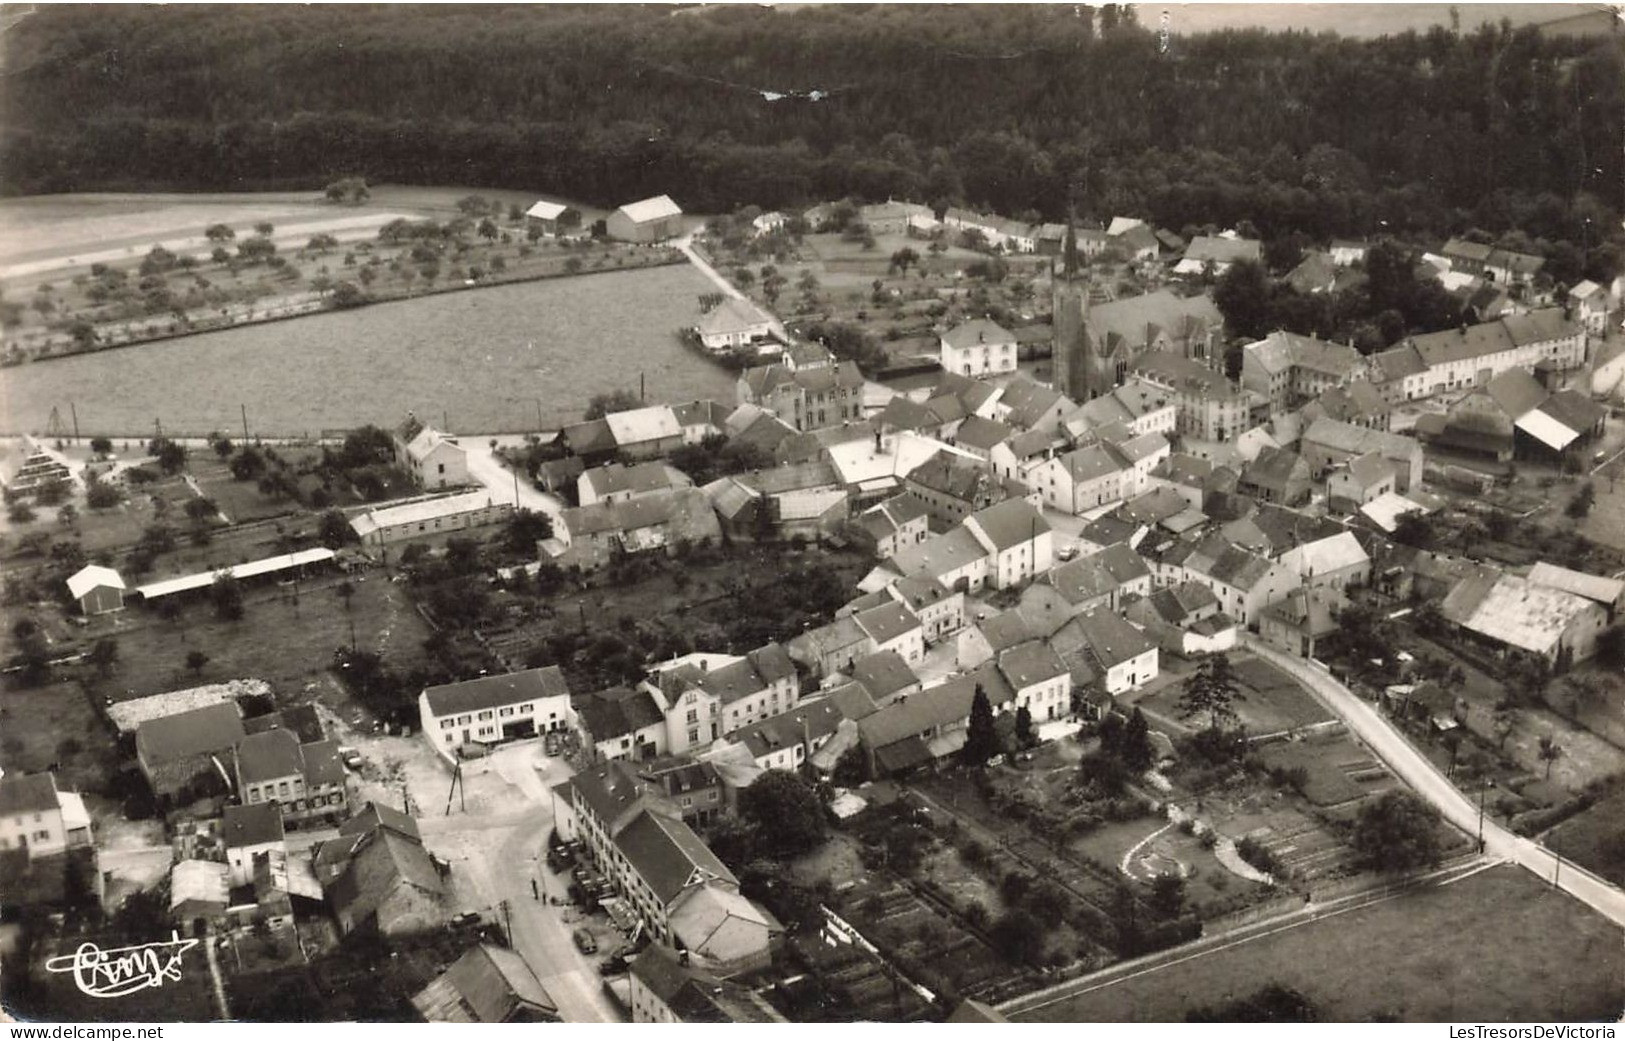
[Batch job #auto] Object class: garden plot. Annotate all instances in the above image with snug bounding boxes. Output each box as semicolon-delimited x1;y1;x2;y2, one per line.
838;878;1029;1001
1256;732;1393;809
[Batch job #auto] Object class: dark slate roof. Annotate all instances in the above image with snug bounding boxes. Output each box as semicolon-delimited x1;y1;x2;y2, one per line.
135;702;246;766
328;827;444;923
825;681;880;721
0;774;58;816
423;667;570;718
223;801;285;849
615;809;737;905
561;760;651;829
340;801;422;842
942;318;1016;349
967;498;1050;552
301;739;347;787
574;686;666;741
734;700;847;760
424;944;557;1022
1073;607;1155;669
854;602;922;646
236;728;303;785
851;650;919;700
954;415;1015;452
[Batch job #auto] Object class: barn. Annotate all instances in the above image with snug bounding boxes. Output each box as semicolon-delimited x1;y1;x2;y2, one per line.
524;199;584;239
606;195;683;243
67;564;126;615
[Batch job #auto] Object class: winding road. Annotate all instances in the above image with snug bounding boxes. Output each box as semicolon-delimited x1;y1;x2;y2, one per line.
1241;635;1625;928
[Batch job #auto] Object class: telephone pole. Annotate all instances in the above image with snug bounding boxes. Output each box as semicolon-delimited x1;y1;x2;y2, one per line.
241;404;250;443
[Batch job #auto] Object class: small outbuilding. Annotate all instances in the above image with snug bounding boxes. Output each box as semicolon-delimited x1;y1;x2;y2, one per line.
67;564;126;615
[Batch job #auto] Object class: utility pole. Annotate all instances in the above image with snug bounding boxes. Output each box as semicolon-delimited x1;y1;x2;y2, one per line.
500;899;512;946
1477;783;1487;853
640;372;645;402
69;402;80;443
445;762;465;815
241;404;250;443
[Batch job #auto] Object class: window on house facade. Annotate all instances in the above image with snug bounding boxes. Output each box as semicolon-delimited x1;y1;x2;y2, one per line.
500;707;514;717
478;711;493;721
520;704;533;713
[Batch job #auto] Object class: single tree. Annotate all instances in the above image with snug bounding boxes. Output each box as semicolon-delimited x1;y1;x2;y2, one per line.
211;574;245;621
1538;735;1563;780
1350;790;1441;872
89;436;113;456
254;221;274;236
738;770;828;856
204;224;235;243
334;580;356;611
961;685;998;767
1122;707;1154;771
1149;872;1186;916
1566;482;1596;520
583;389;642;421
185;649;210;677
87;637;119;679
150;437;188;475
1014;705;1035;747
1178;652;1244;732
230;446;267;481
317;509;353;549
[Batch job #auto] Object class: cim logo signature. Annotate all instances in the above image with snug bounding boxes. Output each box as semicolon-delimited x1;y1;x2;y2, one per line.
44;932;199;998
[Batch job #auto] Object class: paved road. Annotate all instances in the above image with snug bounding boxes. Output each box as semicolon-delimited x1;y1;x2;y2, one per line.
463;443;566;531
416;744;623;1022
1242;635;1625;929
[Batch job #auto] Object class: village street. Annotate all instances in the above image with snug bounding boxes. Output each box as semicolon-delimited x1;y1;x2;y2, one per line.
409;741;624;1023
462;441;567;531
1243;636;1625;929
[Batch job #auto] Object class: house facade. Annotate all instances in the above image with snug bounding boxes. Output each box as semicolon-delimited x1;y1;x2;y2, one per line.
419;667;573;758
940;319;1018;378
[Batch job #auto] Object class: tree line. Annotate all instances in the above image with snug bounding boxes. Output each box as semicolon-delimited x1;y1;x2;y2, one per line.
2;6;1620;253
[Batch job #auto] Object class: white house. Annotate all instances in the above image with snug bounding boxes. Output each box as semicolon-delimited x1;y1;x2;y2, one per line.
996;641;1072;723
940;319;1018;378
964;498;1053;589
1064;607;1159;695
395;422;468;490
0;773;91;859
1570;281;1610;337
1030;443;1128;515
419;667;573;758
696;298;776;353
852;601;925;666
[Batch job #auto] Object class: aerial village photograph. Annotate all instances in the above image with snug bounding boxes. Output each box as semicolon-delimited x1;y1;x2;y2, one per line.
0;0;1623;1028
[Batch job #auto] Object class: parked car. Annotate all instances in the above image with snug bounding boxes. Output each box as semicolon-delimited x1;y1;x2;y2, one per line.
450;911;482;928
338;747;363;770
572;928;598;954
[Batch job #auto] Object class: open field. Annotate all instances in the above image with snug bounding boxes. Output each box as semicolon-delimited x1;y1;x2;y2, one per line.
0;184;672;367
2;262;732;437
1012;864;1624;1022
1133;653;1332;737
0;679;118;796
91;571;433;702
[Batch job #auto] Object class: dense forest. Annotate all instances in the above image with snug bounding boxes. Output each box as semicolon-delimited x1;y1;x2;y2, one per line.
3;4;1622;248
